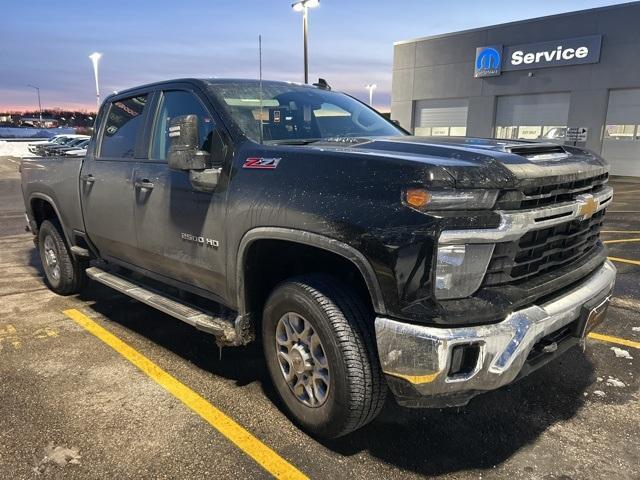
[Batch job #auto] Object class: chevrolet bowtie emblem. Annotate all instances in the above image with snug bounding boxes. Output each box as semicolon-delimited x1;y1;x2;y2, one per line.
578;195;598;219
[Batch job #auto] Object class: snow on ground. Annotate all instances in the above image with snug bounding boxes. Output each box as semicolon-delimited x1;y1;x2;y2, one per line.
606;377;626;388
611;347;634;360
0;141;36;158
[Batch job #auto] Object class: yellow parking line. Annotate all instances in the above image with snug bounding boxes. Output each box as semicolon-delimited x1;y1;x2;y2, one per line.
63;309;308;480
588;332;640;349
603;237;640;244
601;230;640;234
608;256;640;266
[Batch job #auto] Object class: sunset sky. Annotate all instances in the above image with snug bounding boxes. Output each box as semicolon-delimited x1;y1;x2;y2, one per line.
1;0;627;112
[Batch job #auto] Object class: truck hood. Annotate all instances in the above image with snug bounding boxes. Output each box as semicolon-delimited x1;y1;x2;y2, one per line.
307;136;609;189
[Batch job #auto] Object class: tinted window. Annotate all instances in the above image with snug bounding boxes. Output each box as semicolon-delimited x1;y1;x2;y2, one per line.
151;90;216;160
206;81;402;144
100;95;147;158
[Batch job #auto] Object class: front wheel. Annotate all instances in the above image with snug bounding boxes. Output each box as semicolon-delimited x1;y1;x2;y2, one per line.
38;219;87;295
262;274;386;439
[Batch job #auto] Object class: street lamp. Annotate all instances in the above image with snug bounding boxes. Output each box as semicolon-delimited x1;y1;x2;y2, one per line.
26;84;43;122
365;84;377;107
291;0;319;84
88;52;102;111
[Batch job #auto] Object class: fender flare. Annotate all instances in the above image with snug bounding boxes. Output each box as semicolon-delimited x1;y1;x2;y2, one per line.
28;192;73;246
235;227;386;315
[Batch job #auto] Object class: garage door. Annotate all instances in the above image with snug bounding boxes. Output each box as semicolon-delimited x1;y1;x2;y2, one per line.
602;89;640;177
495;93;570;141
413;98;468;137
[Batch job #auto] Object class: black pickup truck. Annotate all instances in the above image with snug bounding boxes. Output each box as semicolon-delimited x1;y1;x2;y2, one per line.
21;78;616;439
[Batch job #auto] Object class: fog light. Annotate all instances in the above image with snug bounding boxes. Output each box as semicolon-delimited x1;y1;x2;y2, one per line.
435;243;494;299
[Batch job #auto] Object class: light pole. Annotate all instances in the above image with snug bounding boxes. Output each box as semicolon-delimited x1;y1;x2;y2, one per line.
292;0;319;84
89;52;102;111
365;84;377;107
27;84;43;122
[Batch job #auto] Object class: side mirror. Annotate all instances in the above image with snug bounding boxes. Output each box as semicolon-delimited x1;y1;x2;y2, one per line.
167;114;210;171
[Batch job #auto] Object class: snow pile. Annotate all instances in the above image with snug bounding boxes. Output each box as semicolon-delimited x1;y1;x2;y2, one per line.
33;442;81;474
0;141;36;158
611;347;633;360
606;377;626;388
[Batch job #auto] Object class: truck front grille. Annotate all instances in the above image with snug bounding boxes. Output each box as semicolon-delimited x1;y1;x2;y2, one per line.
495;173;609;210
484;209;605;286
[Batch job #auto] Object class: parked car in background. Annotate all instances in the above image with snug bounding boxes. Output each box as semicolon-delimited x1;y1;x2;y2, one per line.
43;137;90;156
39;136;89;156
62;141;89;157
27;134;70;153
32;135;89;155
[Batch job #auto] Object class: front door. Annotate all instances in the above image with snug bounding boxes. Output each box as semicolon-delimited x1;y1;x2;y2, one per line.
133;89;228;298
81;93;149;265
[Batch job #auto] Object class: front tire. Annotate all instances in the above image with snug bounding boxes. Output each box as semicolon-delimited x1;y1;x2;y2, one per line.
38;219;87;295
262;274;386;439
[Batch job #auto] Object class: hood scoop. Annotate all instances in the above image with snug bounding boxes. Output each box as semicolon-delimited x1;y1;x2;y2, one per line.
506;143;569;161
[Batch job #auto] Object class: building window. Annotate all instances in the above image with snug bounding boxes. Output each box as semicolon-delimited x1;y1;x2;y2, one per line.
495;125;567;140
413;98;468;137
604;124;637;140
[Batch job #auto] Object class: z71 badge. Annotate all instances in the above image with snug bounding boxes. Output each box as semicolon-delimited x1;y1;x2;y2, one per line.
243;157;281;169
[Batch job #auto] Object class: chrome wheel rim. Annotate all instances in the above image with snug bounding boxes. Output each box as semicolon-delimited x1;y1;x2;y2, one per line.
275;312;330;407
43;235;60;281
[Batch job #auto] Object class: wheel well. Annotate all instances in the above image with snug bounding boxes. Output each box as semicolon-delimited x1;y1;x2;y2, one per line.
30;198;59;231
242;239;374;319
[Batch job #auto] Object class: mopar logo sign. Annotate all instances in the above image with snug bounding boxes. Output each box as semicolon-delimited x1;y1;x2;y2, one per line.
474;35;602;78
474;46;503;77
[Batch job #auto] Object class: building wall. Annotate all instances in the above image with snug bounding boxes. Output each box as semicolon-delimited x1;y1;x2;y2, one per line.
391;2;640;156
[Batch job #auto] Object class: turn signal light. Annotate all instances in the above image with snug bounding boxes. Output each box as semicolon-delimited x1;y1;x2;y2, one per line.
405;188;431;208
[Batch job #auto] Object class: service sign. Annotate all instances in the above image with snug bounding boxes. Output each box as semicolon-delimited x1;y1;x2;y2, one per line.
475;35;602;77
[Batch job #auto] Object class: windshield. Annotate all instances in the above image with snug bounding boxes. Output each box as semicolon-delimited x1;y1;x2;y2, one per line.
207;81;403;144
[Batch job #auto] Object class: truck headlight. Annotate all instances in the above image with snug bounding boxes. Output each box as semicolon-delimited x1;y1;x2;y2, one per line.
404;188;498;211
435;244;495;300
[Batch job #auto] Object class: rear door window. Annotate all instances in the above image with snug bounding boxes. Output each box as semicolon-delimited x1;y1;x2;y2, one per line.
99;95;148;158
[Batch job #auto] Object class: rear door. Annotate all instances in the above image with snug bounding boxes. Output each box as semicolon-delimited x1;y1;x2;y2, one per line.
80;93;150;265
132;86;229;298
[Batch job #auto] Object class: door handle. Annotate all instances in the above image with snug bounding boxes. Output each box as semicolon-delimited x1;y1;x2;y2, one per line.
134;179;155;190
81;173;95;183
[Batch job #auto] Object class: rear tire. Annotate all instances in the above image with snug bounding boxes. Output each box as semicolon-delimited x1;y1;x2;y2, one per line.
262;274;386;439
38;219;87;295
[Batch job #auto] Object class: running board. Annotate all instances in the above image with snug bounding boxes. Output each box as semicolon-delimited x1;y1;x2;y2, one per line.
85;266;251;346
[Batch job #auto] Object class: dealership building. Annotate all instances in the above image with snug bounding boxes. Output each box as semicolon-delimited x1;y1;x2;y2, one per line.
391;1;640;176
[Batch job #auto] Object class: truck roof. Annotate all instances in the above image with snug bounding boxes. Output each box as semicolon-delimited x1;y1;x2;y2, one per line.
111;78;317;97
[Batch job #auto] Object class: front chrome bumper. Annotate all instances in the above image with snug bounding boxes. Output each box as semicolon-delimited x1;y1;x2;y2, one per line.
375;259;617;408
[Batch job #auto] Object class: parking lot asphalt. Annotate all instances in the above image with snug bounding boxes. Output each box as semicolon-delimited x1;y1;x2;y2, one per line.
0;155;638;479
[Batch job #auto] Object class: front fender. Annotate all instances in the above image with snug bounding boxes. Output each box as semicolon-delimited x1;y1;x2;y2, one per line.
234;227;386;315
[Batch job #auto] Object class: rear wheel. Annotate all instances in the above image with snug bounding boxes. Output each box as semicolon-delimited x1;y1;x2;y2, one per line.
38;219;87;295
262;274;386;439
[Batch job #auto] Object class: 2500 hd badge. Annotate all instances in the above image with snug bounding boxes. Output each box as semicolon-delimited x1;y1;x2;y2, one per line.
181;232;219;248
